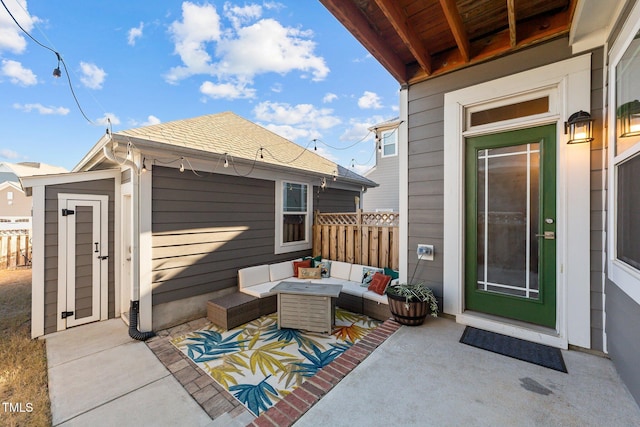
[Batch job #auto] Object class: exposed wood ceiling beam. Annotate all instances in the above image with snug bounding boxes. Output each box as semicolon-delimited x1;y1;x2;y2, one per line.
507;0;517;47
319;0;408;82
373;0;432;75
439;0;471;62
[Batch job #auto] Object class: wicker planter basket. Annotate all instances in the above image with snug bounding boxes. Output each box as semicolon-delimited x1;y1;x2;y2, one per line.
387;292;429;326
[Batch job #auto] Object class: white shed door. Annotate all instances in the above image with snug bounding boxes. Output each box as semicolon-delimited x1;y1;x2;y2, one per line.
58;195;108;328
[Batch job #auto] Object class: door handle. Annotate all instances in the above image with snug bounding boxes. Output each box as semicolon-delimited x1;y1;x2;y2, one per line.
535;231;555;240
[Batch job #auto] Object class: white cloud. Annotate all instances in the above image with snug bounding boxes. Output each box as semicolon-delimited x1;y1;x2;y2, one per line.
215;19;328;81
340;115;388;142
358;91;382;109
0;148;20;159
323;93;337;103
1;59;36;85
165;2;222;83
13;103;69;115
165;2;328;92
0;0;38;54
142;115;161;126
262;123;318;142
96;113;120;127
340;122;375;143
200;80;255;100
270;82;282;93
223;3;262;30
79;62;106;89
254;101;340;130
352;163;373;175
127;22;144;46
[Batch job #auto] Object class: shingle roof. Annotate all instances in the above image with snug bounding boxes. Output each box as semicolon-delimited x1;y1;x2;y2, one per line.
0;161;68;178
115;111;372;185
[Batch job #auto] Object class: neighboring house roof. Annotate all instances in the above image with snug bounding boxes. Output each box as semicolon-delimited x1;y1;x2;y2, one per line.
368;117;401;133
76;111;376;188
0;162;68;182
0;180;22;192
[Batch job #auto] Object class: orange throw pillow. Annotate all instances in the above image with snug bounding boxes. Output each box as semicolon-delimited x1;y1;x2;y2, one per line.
293;259;311;276
368;272;392;295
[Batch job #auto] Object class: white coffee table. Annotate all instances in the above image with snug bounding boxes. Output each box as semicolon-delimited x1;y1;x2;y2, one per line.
271;281;342;334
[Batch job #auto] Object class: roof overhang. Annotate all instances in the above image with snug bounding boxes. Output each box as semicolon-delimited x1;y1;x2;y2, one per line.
75;133;378;190
320;0;581;85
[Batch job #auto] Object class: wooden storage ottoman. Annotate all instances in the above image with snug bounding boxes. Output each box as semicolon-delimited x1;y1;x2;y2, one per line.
363;299;392;321
207;292;260;330
259;295;277;316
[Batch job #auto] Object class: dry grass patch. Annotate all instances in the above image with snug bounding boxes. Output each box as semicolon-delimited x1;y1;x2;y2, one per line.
0;269;51;427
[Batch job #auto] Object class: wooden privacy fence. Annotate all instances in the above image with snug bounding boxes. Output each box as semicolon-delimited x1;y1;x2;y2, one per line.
0;230;31;269
313;210;399;270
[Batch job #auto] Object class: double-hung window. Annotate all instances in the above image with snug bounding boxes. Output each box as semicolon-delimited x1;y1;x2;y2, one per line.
609;4;640;303
381;129;397;157
275;181;311;253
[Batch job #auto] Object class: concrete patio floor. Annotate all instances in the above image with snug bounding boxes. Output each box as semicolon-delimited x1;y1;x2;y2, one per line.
46;316;640;426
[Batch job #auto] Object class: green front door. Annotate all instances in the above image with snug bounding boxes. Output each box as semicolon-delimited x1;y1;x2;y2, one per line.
465;125;556;328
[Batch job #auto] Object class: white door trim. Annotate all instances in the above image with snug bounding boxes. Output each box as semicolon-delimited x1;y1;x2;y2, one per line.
57;194;109;331
443;54;592;349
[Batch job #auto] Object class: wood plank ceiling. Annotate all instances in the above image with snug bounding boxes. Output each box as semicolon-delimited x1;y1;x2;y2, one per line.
320;0;577;84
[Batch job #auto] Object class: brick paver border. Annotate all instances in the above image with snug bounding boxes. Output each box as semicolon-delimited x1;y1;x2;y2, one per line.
147;317;402;426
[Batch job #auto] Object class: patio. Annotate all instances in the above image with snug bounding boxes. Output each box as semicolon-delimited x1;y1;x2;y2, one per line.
46;315;640;426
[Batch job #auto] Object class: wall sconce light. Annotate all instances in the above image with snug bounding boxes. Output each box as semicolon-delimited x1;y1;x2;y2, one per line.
617;100;640;138
564;110;594;144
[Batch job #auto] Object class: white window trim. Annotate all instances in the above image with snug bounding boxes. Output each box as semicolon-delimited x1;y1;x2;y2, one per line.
381;129;398;158
443;54;592;349
607;1;640;305
274;180;312;254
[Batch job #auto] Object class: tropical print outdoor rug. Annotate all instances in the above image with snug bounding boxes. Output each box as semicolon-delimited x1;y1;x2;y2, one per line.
172;308;380;416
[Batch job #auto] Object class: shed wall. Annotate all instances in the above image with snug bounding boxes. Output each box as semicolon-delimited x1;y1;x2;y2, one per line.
43;179;115;334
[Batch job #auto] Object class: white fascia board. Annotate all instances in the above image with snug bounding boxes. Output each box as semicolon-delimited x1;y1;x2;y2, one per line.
72;134;111;172
20;169;119;189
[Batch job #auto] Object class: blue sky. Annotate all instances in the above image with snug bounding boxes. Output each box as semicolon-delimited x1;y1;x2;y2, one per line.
0;0;399;173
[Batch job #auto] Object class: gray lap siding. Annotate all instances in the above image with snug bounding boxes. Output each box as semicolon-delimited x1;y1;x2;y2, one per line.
150;167;357;306
407;37;606;350
43;179;115;335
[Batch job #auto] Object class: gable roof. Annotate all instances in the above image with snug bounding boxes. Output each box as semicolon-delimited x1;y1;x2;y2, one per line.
78;111;375;187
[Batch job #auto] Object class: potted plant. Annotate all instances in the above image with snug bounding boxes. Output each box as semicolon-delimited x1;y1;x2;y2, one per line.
385;253;438;325
385;282;438;325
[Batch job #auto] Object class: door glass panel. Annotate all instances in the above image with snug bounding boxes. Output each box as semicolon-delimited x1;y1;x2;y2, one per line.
476;143;540;299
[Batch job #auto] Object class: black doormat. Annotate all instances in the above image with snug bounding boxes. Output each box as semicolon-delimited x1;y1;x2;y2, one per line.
460;326;567;373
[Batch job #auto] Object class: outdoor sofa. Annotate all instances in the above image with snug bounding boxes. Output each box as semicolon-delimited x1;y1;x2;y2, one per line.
236;258;397;322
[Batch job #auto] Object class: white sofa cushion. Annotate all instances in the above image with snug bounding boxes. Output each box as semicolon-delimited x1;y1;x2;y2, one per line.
349;264;365;283
330;261;352;281
363;290;388;304
238;265;270;290
338;280;367;297
270;260;294;282
241;281;278;298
